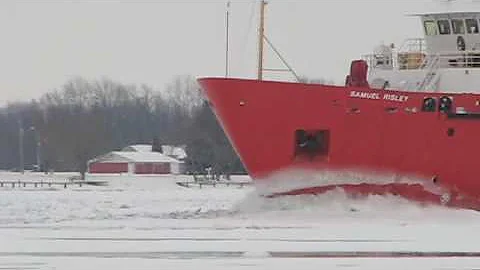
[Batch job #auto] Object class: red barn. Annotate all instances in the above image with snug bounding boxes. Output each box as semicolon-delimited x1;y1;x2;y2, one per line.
87;151;185;175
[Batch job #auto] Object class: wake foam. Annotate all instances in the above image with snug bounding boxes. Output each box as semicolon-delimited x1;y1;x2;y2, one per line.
232;188;430;216
227;169;465;220
254;168;444;196
155;170;463;221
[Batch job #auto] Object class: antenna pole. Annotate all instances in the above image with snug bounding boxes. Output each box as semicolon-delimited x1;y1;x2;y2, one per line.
18;120;24;174
225;1;230;78
257;0;267;80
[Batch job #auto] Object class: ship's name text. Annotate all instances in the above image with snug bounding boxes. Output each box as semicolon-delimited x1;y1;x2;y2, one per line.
349;91;408;102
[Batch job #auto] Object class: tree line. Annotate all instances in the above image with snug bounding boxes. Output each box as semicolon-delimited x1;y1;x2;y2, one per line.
0;75;246;177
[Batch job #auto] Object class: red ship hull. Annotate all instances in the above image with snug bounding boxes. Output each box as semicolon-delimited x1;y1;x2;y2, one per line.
198;77;480;210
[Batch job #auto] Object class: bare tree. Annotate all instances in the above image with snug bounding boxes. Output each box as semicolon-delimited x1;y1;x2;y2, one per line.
0;75;245;176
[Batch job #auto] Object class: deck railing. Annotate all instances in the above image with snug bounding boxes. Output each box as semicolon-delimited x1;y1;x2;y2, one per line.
397;38;426;54
363;50;480;71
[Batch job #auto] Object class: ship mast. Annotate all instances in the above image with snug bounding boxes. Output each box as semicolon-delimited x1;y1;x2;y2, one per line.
225;1;231;78
256;0;299;82
257;0;267;81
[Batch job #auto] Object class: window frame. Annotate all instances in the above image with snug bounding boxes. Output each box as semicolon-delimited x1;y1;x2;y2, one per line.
451;19;466;34
438;19;451;35
466;18;479;34
424;20;439;36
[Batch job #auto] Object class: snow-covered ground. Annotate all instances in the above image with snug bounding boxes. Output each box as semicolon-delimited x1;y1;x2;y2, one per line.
0;171;480;269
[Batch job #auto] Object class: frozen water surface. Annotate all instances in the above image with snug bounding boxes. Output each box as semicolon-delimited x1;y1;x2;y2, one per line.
0;172;479;269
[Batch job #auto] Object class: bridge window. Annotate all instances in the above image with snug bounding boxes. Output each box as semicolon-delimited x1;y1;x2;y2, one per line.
438;20;451;35
452;19;465;34
422;97;436;112
439;96;453;113
424;20;438;36
466;19;479;34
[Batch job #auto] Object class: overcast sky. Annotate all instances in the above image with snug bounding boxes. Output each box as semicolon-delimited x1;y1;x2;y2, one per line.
0;0;476;104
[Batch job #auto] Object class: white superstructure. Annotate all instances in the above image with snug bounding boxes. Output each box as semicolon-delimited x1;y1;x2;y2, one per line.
365;1;480;93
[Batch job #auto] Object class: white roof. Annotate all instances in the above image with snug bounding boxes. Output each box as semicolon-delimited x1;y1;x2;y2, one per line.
161;145;187;159
408;0;480;16
122;144;152;152
121;144;187;159
91;151;182;164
